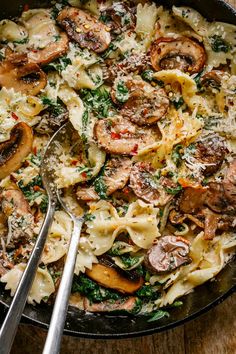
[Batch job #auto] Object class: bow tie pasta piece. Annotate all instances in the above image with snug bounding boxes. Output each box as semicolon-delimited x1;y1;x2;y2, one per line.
74;237;98;275
86;200;160;256
159;232;227;306
0;264;55;305
172;6;236;72
41;211;73;264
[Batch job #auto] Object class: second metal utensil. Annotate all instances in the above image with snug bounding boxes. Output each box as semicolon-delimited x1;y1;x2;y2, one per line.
41;122;84;354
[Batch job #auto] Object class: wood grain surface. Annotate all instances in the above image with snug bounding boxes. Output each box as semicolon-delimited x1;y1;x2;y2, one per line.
9;1;236;353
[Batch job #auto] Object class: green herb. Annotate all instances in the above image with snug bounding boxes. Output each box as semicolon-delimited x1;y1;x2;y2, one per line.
18;175;48;212
76;166;92;177
171;144;184;167
53;35;61;42
202;178;209;186
99;13;110;24
41;96;65;116
147;310;170;322
130;298;142;314
193;70;204;90
119;255;140;269
165;185;183;195
40;195;49;213
141;70;164;87
13;37;29;44
80;88;114;118
44;56;72;73
172;96;184;109
84;213;96;222
171;300;183;308
101;42;117;59
210;35;231;53
94;176;107;199
72;274;121;302
115;81;129;103
136;285;160;301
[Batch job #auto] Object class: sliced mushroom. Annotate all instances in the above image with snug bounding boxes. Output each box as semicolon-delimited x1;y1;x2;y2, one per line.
179;186;207;214
85;263;143;294
0;54;46;95
1;184;34;244
28;32;69;66
35;105;69;134
188;135;228;176
57;7;111;53
223;159;236;206
150;36;206;74
202;208;220;240
77;157;132;201
94;116;161;155
0;253;14;276
145;235;191;274
100;2;135;35
205;182;228;213
111;79;169;125
129;162;174;206
200;70;224;90
0;122;33;180
104;53;148;83
83;296;140;313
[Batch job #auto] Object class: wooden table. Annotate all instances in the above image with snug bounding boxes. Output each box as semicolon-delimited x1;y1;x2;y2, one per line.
9;0;236;353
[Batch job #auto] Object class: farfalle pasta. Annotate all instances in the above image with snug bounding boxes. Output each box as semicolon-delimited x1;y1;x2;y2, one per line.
0;0;235;318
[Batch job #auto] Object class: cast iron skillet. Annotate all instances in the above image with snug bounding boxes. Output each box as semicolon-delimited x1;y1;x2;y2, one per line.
0;0;236;339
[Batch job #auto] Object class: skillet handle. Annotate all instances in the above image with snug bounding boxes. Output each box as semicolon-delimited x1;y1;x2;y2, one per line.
43;217;83;354
0;200;56;354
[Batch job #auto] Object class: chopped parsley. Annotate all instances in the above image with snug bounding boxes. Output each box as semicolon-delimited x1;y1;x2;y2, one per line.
210;35;232;53
171;144;184;167
136;285;160;301
115;80;129;103
80;87;114;118
43;56;72;73
18;175;48;213
41;96;65;116
165;185;183;195
94;176;107;199
119;255;141;269
84;213;96;222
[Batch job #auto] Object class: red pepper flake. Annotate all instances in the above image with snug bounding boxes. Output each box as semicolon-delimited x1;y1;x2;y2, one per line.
81;172;87;179
33;146;37;155
71;160;78;166
11;112;19;121
111;132;121;140
23;4;29;11
130;144;138;155
123;187;130;195
32;49;38;53
120;129;129;135
33;185;41;192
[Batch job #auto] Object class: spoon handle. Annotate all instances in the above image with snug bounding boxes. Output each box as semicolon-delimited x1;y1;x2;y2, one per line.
0;200;56;354
43;217;83;354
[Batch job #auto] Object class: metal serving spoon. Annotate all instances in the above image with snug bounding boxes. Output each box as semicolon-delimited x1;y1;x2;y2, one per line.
0;122;84;354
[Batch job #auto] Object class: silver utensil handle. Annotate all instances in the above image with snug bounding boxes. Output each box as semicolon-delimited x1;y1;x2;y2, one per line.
43;218;83;354
0;201;56;354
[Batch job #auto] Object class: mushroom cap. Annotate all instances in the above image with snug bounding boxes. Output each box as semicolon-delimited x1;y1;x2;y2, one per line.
145;235;191;274
28;32;69;66
0;122;33;179
0;54;47;95
77;157;132;201
57;7;111;53
129;162;174;206
150;36;206;74
223;159;236;206
94;116;161;155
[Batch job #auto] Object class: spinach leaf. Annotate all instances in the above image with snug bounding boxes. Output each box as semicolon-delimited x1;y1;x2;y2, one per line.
165;185;183;195
119;255;141;269
147;310;170;322
210;35;231;53
172;96;184;109
41;96;65;116
72;274;121;302
136;285;160;301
